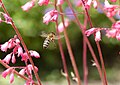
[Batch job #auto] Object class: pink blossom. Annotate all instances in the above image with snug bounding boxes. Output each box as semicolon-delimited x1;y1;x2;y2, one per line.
19;69;25;76
93;0;97;9
29;50;40;58
116;32;120;40
85;0;92;9
85;28;98;36
3;53;12;64
43;9;58;24
21;0;35;12
58;19;69;32
2;68;13;78
3;13;12;24
106;29;117;38
10;72;14;84
76;0;82;7
110;0;117;2
21;53;29;62
17;46;23;57
38;0;49;6
112;20;120;29
95;31;101;41
104;0;118;17
27;64;38;72
0;42;9;52
11;54;16;64
57;0;64;6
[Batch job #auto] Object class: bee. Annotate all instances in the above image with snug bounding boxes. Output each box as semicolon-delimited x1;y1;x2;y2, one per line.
40;31;64;49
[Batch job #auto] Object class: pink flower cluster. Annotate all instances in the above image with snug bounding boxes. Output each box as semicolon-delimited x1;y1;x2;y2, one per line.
2;68;14;84
104;0;119;17
0;35;40;64
85;28;101;41
19;64;38;85
84;0;98;9
21;0;50;11
106;21;120;40
43;9;58;24
85;21;120;41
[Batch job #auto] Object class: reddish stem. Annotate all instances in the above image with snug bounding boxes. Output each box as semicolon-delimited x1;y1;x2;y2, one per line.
59;6;81;85
65;0;104;83
0;1;41;85
80;0;108;84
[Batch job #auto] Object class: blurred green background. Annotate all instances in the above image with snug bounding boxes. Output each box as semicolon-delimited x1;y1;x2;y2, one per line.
0;0;120;84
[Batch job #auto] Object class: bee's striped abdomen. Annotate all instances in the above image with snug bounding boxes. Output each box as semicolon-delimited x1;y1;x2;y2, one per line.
43;38;51;49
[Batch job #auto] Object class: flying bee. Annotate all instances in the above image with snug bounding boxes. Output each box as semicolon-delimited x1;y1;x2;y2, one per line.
40;31;64;49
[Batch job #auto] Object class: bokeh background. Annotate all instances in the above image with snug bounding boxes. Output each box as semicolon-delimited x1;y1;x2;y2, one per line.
0;0;120;85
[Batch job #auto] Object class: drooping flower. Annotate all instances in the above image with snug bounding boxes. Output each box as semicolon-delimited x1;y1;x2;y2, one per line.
104;0;118;17
2;68;13;78
3;53;12;64
58;19;70;32
38;0;49;6
43;9;58;24
95;31;101;41
57;0;64;6
29;50;40;58
9;72;14;84
2;13;12;24
85;28;98;36
0;42;9;52
19;69;26;76
21;0;35;12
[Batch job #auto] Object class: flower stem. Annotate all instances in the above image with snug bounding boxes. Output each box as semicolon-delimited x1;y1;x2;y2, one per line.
65;0;104;83
0;1;42;85
80;0;108;84
59;6;81;85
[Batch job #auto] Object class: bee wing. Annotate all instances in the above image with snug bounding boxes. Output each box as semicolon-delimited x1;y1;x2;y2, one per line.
54;35;64;40
40;31;48;38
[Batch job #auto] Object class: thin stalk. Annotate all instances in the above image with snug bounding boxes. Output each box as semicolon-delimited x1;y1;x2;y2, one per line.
65;0;104;84
80;0;108;84
54;0;71;85
56;22;71;85
83;14;88;85
59;6;81;85
0;1;41;85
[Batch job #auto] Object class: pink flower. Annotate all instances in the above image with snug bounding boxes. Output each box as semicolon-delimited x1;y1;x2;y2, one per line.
95;31;101;41
27;64;38;73
29;50;40;58
76;0;82;7
3;53;12;64
2;68;13;78
85;0;92;9
3;13;12;24
106;29;117;38
19;69;25;76
38;0;49;6
116;32;120;40
0;42;9;52
10;72;14;84
112;20;120;29
104;0;118;17
110;0;117;2
21;52;29;62
93;0;97;9
58;19;69;32
21;0;35;12
11;54;16;64
17;46;23;57
85;28;98;36
57;0;64;6
43;9;58;24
